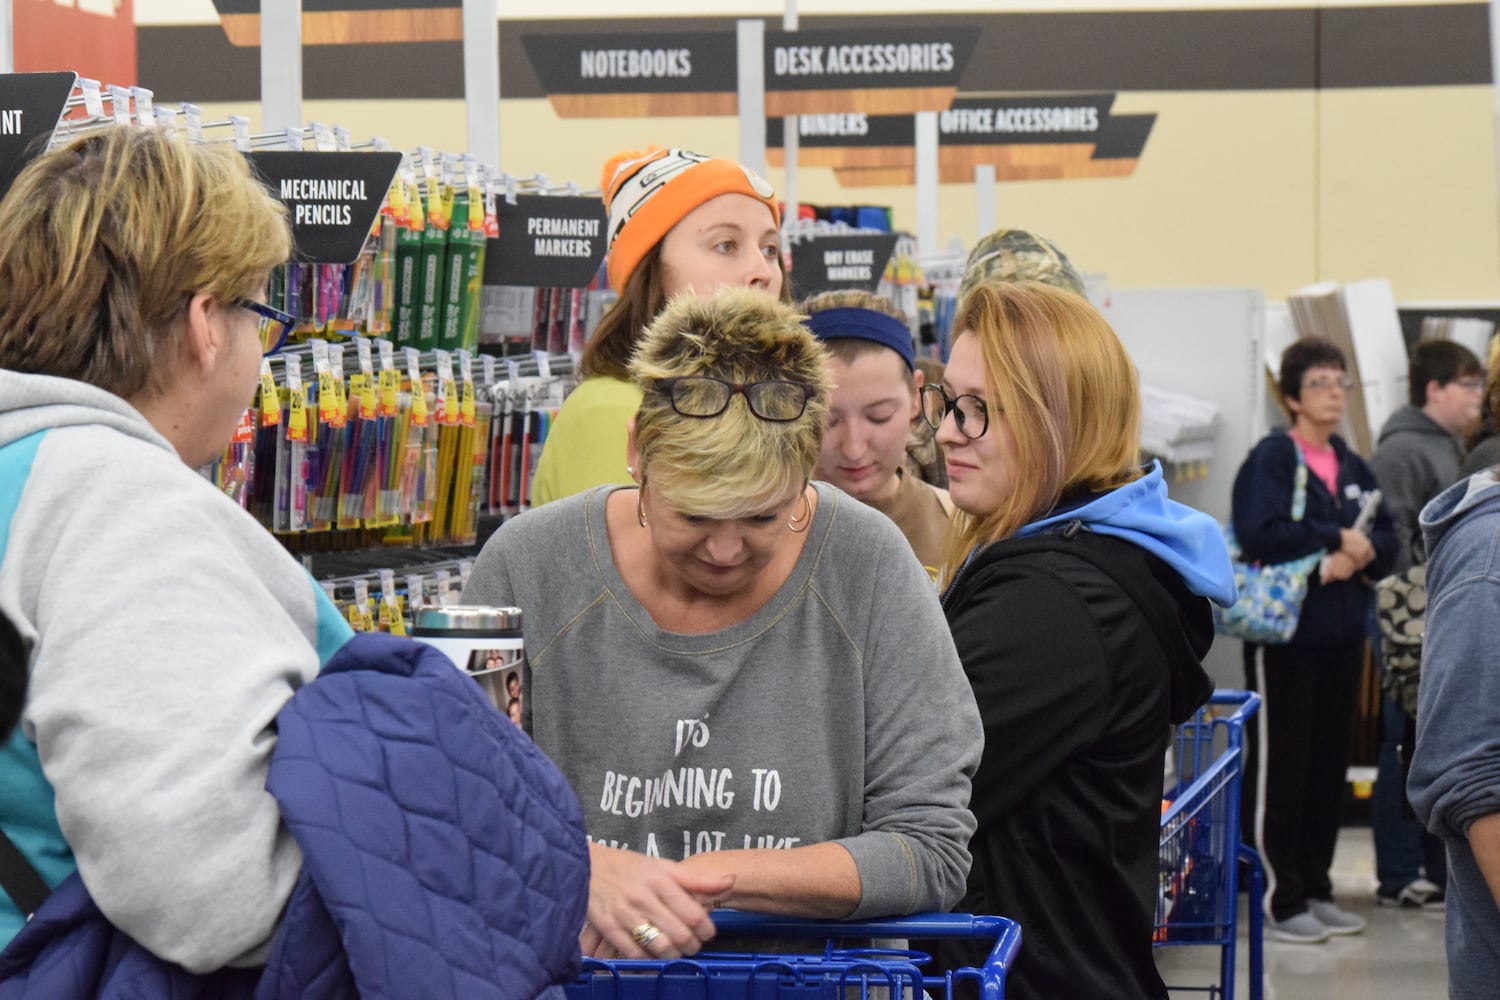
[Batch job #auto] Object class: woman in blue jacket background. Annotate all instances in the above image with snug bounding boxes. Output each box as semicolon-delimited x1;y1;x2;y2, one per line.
1232;336;1396;944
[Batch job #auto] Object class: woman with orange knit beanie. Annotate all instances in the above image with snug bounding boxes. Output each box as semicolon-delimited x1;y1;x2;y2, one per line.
530;148;787;506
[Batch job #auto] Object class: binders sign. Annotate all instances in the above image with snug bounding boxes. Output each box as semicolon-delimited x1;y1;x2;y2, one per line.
484;195;608;289
0;72;78;203
789;234;899;298
247;150;402;263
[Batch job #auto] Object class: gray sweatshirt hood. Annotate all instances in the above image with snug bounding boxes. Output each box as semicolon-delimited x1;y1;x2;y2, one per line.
1421;467;1500;559
1378;404;1451;446
0;369;172;455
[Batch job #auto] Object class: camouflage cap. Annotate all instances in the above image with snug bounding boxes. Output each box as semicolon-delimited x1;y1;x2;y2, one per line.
958;228;1087;303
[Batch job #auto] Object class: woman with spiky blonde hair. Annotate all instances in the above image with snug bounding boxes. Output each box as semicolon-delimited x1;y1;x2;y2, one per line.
465;287;982;963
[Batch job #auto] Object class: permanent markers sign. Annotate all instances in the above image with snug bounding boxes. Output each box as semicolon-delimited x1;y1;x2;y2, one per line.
789;234;899;298
484;195;608;289
247;151;402;263
0;72;77;203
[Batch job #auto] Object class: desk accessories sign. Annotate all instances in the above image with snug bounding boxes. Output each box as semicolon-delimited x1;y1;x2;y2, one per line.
520;26;975;118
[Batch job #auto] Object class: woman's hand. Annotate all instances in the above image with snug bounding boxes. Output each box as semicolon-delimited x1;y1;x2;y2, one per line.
579;842;734;960
1338;528;1375;569
1321;550;1359;584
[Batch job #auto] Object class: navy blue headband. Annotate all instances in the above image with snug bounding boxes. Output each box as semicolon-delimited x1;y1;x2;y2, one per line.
804;307;915;371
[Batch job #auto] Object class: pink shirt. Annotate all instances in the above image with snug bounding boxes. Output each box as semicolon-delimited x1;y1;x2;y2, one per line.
1290;431;1339;497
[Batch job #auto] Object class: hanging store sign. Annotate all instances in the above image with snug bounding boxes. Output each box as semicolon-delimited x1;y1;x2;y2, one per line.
763;28;975;116
767;94;1156;185
483;195;608;289
520;31;740;117
247;150;402;264
517;25;973;118
0;72;78;204
788;233;900;298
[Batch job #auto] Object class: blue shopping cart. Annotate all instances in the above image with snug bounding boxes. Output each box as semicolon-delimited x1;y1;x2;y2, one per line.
564;912;1021;999
1155;689;1264;1000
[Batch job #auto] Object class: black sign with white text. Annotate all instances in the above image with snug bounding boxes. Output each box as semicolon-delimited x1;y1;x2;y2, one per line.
484;195;608;289
0;72;77;203
765;28;974;93
789;234;900;298
246;150;401;263
520;31;737;96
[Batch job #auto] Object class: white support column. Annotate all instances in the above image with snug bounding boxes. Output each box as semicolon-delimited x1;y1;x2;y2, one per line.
974;163;997;237
781;0;798;228
1491;0;1500;231
463;0;500;170
915;110;939;256
0;0;13;74
260;0;302;134
736;19;767;177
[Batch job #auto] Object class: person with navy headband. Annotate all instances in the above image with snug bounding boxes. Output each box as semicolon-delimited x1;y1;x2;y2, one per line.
803;290;954;581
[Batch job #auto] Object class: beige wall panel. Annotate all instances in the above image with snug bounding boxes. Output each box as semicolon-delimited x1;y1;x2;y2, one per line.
1317;85;1500;301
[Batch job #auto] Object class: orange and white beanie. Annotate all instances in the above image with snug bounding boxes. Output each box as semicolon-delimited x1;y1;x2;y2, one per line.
601;147;780;291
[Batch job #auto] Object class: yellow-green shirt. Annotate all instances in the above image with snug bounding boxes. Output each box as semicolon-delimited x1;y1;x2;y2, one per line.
531;376;644;507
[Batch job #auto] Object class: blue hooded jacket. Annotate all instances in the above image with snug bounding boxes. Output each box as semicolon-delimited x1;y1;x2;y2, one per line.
1409;470;1500;1000
1018;461;1237;608
0;633;590;1000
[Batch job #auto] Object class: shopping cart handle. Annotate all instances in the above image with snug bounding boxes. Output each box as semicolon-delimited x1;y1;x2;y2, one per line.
709;910;1021;994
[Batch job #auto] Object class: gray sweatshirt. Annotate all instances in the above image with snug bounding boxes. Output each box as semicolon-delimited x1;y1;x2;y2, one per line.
462;483;982;917
1370;404;1464;571
1412;470;1500;998
0;368;352;970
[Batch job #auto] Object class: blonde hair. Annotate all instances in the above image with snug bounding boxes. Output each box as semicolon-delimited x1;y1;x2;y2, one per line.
940;281;1142;576
630;288;833;517
0;127;292;400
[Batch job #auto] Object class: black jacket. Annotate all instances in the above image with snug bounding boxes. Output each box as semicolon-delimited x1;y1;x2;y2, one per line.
922;527;1214;1000
1230;430;1396;648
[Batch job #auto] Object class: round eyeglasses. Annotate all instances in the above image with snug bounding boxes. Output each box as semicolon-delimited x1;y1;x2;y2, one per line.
654;376;816;422
237;299;296;356
920;383;990;440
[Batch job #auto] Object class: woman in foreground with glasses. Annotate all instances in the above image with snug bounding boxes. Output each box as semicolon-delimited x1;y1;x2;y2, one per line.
0;129;342;965
464;287;983;961
1229;336;1395;944
914;281;1235;1000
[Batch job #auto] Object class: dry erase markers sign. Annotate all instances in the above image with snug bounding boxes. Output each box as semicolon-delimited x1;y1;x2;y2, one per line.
0;72;77;204
246;150;402;264
484;195;608;289
789;234;900;298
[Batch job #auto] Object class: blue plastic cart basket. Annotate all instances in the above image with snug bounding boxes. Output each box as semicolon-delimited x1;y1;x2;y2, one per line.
564;911;1020;999
1155;689;1264;1000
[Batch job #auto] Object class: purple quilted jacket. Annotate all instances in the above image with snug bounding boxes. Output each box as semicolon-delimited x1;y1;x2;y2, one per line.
0;632;590;999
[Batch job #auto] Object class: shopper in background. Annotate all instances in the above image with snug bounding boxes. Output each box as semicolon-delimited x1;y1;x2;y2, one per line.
918;281;1232;1000
1367;338;1482;909
1460;340;1500;475
1231;337;1397;944
530;148;787;505
0;127;351;967
908;356;949;487
957;227;1089;306
464;288;982;961
803;289;953;580
1408;461;1500;1000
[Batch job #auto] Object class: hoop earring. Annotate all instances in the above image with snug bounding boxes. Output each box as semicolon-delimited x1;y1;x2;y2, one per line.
636;481;648;528
787;489;813;533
